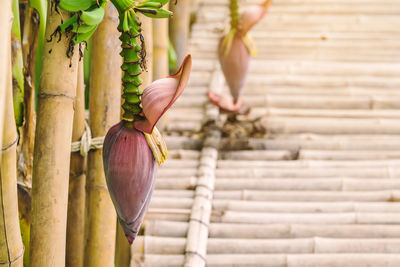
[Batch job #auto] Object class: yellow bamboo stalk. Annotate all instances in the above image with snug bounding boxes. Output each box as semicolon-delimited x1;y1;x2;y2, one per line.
0;25;24;267
115;223;131;267
84;4;121;267
169;0;191;67
152;4;169;80
29;3;79;266
152;6;169;130
0;0;12;152
66;60;86;267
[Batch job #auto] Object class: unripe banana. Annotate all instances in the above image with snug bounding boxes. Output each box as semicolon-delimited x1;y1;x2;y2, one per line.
72;25;98;44
58;0;94;12
136;2;163;9
80;6;106;25
72;23;97;34
136;7;172;18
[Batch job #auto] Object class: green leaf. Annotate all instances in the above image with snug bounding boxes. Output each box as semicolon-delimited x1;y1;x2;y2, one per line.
141;0;169;6
136;1;162;9
72;23;97;34
72;25;98;44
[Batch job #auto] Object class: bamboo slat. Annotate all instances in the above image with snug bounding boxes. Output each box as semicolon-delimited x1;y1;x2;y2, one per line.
217;159;400;168
148;198;400;213
133;235;400;254
143;220;400;238
245;137;400;151
182;64;224;267
215;166;400;179
131;254;400;267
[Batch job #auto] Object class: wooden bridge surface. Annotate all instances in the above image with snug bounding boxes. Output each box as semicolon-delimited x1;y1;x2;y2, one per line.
132;0;400;266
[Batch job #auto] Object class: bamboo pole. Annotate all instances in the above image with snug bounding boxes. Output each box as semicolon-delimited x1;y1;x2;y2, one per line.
0;0;12;154
29;2;79;266
152;5;169;130
84;4;121;267
169;0;191;67
115;223;130;267
0;32;24;267
66;60;86;267
152;4;169;80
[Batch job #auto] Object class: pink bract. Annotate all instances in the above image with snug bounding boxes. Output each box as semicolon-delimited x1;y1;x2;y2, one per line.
239;0;272;35
134;55;192;134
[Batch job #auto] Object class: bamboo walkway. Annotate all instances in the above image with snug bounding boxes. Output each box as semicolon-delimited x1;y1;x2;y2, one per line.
132;0;400;266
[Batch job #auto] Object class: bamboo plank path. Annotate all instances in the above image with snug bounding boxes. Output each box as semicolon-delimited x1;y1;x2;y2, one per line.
131;0;400;266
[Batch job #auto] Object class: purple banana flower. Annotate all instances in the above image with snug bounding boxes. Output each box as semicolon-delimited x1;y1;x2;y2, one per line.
213;0;272;113
218;34;250;104
239;0;272;36
103;55;192;244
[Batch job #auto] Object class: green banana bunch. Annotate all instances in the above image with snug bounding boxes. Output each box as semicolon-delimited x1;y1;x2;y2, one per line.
57;0;108;45
134;0;172;19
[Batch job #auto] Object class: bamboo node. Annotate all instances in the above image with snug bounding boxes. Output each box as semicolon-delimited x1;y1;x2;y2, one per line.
1;136;18;151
